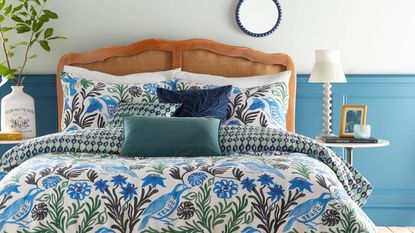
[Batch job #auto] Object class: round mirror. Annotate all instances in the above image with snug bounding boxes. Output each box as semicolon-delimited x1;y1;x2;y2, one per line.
236;0;282;37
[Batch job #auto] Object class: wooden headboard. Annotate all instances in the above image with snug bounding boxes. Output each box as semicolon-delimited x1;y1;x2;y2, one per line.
57;38;296;132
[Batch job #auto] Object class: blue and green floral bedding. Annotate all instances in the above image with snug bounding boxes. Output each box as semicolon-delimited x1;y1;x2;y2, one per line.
0;126;376;232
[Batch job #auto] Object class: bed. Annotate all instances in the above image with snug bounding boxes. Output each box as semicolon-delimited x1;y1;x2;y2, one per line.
0;39;376;233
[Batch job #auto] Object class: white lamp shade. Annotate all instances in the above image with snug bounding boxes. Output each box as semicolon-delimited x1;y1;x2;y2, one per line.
309;50;347;83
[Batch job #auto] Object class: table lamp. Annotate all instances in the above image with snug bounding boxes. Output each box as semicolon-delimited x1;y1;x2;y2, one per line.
309;50;347;138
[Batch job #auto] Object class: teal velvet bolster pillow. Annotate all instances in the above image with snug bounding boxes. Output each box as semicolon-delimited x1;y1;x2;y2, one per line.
121;116;222;157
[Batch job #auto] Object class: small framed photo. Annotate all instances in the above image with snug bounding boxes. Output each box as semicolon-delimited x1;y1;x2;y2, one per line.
340;105;367;138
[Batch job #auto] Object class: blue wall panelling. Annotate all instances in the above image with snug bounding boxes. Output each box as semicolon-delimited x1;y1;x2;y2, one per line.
298;74;415;225
0;74;414;225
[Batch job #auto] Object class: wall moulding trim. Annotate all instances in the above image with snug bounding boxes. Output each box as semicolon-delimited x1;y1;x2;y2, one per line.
298;74;415;85
365;189;415;208
343;96;415;100
12;75;56;85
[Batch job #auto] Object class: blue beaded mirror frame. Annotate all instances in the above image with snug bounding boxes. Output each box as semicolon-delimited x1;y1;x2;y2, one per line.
236;0;282;37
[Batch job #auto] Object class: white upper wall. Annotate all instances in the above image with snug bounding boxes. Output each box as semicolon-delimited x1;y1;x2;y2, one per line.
4;0;415;74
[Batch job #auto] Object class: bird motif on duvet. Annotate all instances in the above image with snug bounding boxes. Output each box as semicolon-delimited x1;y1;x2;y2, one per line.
101;164;138;178
215;161;286;179
138;183;190;230
73;164;139;178
283;193;334;232
0;188;43;230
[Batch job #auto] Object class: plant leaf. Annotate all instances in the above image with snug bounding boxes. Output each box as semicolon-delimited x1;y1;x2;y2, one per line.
39;14;49;22
3;4;12;16
44;27;53;38
1;26;12;32
32;20;44;32
0;0;5;11
43;9;58;19
30;5;37;17
47;36;66;40
11;15;24;23
39;40;50;51
16;24;31;33
11;4;23;14
13;41;28;46
0;64;16;80
0;63;10;74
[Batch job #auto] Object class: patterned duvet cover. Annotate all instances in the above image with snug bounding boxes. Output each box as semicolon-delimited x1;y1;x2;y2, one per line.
0;126;376;233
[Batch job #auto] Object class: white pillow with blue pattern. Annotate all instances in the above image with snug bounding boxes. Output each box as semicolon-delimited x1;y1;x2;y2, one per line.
60;72;176;131
175;78;289;130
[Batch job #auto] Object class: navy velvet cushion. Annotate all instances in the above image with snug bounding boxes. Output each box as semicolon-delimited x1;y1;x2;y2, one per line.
157;85;232;122
121;116;222;157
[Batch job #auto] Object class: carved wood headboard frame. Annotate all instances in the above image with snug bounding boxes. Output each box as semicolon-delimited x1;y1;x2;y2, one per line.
57;38;296;132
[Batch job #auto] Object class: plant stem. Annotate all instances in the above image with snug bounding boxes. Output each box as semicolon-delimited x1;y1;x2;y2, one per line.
0;25;11;70
0;23;18;85
18;30;34;86
18;1;47;86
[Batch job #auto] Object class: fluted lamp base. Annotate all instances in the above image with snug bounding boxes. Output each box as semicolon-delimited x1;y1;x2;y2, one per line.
315;83;337;139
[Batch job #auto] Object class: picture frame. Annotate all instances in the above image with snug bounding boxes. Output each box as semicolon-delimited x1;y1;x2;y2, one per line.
340;105;367;138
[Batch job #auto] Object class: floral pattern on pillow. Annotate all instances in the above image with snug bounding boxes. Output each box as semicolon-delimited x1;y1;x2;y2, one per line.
175;79;289;130
61;72;176;131
157;86;232;123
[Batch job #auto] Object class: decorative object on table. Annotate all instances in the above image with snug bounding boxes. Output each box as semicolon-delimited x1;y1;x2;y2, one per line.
354;124;371;139
321;135;378;144
1;86;36;137
0;131;22;141
0;0;65;137
339;105;367;138
236;0;282;37
316;137;389;165
309;50;347;138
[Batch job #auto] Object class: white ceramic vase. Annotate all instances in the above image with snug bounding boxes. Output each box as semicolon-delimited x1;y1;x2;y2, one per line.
354;124;371;139
1;86;36;138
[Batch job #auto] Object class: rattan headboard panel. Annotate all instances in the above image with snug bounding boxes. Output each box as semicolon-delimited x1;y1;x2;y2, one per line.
57;38;296;132
181;50;285;76
74;50;173;75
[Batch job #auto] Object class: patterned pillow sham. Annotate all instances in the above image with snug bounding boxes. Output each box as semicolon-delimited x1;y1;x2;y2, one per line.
175;79;289;130
61;72;176;131
106;102;182;128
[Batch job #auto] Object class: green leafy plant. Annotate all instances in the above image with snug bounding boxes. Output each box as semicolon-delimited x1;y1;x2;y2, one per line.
0;0;65;85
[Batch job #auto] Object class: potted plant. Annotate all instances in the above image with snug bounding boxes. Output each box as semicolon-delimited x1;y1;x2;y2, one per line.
0;0;65;137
